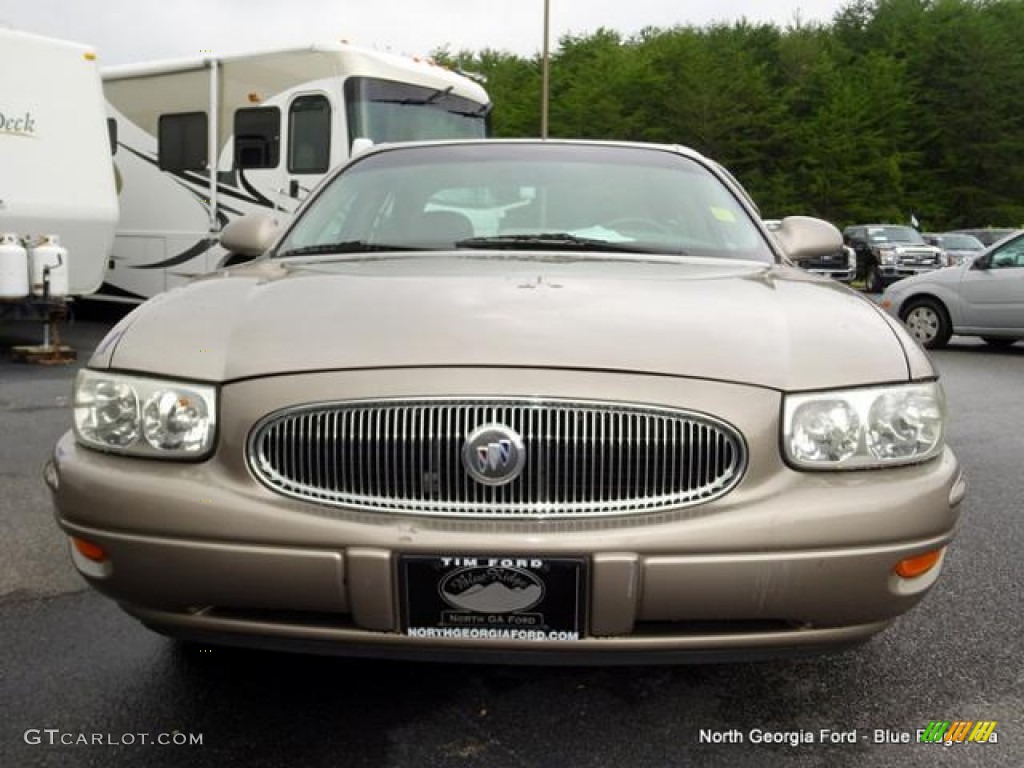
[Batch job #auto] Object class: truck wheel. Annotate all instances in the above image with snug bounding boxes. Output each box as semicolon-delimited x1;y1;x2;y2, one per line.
901;299;952;349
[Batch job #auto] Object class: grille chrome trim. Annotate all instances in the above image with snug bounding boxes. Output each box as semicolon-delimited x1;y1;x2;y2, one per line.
247;398;747;519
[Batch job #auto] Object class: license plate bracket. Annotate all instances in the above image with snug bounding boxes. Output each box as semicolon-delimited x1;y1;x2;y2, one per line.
400;555;587;641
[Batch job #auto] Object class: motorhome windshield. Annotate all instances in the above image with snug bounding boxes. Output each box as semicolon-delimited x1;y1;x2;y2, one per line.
344;77;490;146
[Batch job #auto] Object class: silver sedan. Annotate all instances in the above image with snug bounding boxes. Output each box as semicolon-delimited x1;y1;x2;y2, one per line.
881;231;1024;349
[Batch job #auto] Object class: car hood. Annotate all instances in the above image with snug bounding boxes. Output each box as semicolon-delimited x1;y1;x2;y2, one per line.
96;254;917;391
888;243;941;252
886;262;970;293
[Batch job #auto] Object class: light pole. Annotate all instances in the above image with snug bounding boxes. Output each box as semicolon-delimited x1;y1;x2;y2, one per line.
541;0;550;138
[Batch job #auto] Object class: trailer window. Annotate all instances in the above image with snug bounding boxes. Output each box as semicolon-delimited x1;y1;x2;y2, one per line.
234;107;280;169
288;95;331;174
158;112;207;171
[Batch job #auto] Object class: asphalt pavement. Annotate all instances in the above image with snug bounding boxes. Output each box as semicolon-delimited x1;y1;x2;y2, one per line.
1;309;1021;768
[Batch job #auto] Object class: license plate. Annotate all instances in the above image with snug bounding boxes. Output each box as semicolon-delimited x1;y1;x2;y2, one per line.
400;555;587;641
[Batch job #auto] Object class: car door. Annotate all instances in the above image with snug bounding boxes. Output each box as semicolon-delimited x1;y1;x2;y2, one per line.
957;234;1024;331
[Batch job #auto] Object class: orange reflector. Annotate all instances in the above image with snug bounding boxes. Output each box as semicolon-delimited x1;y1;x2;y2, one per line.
72;537;107;563
247;92;262;104
84;52;97;61
895;549;942;578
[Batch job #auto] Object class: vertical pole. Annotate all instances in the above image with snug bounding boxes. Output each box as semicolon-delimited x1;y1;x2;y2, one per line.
541;0;550;139
208;58;219;231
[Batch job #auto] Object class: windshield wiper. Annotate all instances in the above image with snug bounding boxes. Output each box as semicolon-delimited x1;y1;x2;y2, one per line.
454;233;674;254
450;102;493;117
276;241;425;258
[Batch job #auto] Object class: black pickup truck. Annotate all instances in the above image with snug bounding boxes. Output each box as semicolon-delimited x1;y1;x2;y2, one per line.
843;224;945;292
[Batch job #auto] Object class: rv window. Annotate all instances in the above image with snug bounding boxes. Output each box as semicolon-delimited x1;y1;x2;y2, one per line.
158;112;208;171
234;107;280;169
107;118;117;156
344;77;490;145
288;96;331;174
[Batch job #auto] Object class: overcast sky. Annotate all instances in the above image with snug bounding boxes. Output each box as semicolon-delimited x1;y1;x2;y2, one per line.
0;0;851;65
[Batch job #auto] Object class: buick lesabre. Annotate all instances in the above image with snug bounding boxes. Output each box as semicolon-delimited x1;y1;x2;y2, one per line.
46;140;965;663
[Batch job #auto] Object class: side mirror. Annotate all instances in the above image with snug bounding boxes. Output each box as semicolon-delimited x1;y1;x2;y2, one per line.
772;216;843;262
351;137;375;157
220;212;280;259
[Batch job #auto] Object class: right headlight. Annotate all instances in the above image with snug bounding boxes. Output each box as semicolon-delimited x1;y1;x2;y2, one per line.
73;369;217;459
783;382;945;469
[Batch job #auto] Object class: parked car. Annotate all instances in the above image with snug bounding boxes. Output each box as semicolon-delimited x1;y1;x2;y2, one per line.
922;232;985;266
843;224;945;292
765;219;856;282
881;230;1024;349
949;227;1019;247
47;140;964;663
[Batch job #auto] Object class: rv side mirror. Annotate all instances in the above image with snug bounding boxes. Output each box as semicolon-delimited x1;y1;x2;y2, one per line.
351;137;374;156
220;212;280;260
772;216;843;262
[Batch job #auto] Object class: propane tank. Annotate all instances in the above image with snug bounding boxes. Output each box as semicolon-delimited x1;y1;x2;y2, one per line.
30;235;69;298
0;233;30;299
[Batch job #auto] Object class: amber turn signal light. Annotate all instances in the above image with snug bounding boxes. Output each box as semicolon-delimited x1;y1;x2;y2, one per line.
72;537;107;563
894;549;943;578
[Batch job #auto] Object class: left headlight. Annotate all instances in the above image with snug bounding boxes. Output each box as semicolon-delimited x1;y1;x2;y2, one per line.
73;369;217;458
783;382;945;469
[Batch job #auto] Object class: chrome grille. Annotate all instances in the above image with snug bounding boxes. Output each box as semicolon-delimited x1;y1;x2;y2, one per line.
898;248;941;265
247;399;746;518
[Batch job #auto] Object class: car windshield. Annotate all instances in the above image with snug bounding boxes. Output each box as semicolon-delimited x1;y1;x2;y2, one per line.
867;226;925;245
275;143;773;263
939;233;984;250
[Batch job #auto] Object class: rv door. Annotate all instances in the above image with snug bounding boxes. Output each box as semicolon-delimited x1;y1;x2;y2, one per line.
283;92;333;204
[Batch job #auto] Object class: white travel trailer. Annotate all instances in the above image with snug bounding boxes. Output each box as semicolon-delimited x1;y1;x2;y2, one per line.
0;28;118;303
101;43;492;301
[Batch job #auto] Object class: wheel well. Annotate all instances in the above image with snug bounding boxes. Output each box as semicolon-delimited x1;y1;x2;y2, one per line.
900;293;950;323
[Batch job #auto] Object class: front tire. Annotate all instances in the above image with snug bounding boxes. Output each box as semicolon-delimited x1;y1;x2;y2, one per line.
901;299;952;349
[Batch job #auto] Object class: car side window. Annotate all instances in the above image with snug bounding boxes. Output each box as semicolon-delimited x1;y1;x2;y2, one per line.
990;238;1024;268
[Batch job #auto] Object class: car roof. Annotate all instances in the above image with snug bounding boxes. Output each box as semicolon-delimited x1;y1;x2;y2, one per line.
353;137;711;164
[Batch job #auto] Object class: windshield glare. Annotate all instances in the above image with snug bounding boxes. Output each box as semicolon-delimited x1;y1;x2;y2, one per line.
276;144;772;262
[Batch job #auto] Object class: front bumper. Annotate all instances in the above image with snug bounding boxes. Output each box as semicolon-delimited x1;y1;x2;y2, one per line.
48;369;966;662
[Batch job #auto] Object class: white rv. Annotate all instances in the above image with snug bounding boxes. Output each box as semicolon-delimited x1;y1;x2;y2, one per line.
101;43;492;301
0;28;118;303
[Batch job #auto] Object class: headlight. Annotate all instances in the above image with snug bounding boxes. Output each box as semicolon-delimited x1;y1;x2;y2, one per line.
73;370;217;458
784;382;945;469
877;248;896;265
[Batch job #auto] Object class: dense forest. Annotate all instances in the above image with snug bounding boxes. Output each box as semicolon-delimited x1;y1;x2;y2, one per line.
435;0;1024;231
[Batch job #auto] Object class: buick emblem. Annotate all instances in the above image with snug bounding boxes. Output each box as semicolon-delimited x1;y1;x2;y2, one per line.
462;423;526;486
